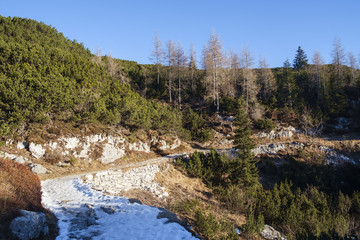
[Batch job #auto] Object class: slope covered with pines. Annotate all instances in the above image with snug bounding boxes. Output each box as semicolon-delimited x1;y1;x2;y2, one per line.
0;16;183;137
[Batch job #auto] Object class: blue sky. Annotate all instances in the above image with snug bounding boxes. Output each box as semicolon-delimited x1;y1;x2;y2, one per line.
1;0;359;67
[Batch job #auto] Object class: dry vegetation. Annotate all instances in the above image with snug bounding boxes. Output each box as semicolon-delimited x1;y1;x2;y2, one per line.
0;158;58;239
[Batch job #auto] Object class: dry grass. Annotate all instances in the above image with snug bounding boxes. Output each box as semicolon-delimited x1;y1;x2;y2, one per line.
0;158;48;239
120;162;246;238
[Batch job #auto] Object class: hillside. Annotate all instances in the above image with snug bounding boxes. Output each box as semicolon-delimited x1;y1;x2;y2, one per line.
0;16;187;138
1;15;360;240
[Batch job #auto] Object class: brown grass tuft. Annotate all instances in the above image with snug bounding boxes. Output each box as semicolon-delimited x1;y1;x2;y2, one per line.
0;158;45;238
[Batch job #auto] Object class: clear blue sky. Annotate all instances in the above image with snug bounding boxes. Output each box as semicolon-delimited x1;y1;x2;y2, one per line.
1;0;359;68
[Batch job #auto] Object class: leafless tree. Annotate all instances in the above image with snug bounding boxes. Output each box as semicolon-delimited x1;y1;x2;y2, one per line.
228;49;240;97
188;43;197;92
240;47;258;110
175;41;187;109
312;51;326;98
203;30;224;112
151;31;163;85
92;46;103;64
300;107;324;137
165;40;176;103
332;37;345;85
258;56;276;100
348;51;358;86
107;52;118;78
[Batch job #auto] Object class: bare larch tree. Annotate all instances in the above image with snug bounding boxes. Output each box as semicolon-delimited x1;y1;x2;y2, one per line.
203;30;224;112
152;31;163;85
165;40;176;103
175;41;187;109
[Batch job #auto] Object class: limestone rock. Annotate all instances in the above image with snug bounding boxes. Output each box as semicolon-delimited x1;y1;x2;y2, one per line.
128;141;151;152
28;163;48;174
13;156;29;164
101;206;116;214
10;209;48;240
257;126;296;140
0;151;30;164
99;143;125;164
29;143;46;159
17;141;26;150
261;225;282;240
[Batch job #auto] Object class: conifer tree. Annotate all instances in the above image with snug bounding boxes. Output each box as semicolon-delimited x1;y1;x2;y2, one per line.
231;97;258;187
293;46;308;70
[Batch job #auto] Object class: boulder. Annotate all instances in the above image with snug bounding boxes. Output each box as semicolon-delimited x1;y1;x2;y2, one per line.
29;143;46;159
101;206;116;214
27;163;47;174
99;143;125;164
17;141;27;150
13;156;29;164
10;209;48;240
261;225;282;240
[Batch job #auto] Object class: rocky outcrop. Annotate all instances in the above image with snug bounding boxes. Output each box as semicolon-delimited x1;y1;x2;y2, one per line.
101;206;116;214
0;151;30;164
128;141;151;152
10;209;48;240
99;143;126;164
252;142;304;156
261;225;283;240
12;134;182;165
85;164;169;198
257;126;296;140
29;143;46;159
69;203;97;234
318;146;355;165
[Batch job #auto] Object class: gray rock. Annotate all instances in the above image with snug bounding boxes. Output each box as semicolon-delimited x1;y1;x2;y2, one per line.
13;156;29;164
261;224;282;240
101;206;116;214
17;141;27;150
70;204;97;232
10;209;48;240
27;163;48;174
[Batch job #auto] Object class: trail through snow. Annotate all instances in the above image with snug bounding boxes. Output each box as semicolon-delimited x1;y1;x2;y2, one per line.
42;170;197;239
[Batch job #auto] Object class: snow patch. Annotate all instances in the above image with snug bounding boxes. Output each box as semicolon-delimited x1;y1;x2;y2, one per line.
41;174;195;239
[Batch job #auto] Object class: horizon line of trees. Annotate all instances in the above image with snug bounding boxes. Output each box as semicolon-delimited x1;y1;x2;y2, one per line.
140;31;360;122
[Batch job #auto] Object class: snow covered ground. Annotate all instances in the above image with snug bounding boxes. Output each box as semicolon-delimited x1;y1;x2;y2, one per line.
42;173;198;239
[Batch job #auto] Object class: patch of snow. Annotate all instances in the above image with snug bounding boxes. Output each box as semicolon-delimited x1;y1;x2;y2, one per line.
41;174;197;239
